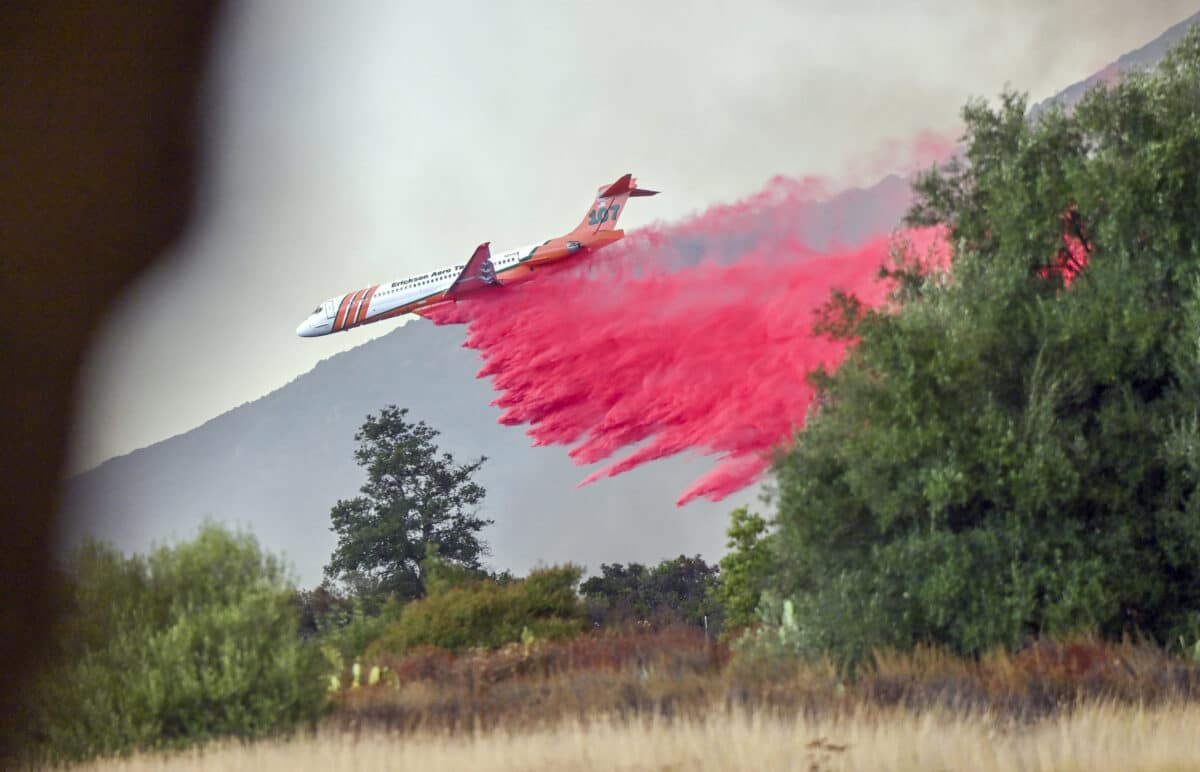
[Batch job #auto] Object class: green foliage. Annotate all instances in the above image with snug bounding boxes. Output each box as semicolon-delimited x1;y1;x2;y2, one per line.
713;508;775;634
580;555;722;631
369;564;584;656
420;541;511;595
315;594;405;666
295;581;354;639
23;525;327;764
325;405;491;603
729;595;813;681
772;29;1200;663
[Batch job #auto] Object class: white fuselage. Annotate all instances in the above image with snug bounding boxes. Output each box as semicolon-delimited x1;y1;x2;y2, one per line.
297;171;656;337
295;243;539;337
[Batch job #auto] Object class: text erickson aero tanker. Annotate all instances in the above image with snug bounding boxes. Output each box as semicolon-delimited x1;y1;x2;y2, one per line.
296;174;658;337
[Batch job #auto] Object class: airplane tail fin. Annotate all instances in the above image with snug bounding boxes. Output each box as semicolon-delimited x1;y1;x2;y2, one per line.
573;173;659;235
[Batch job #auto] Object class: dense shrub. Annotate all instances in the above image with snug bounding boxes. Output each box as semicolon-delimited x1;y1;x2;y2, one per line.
296;581;355;639
334;627;1200;735
729;632;1200;722
336;626;726;733
20;525;327;764
580;555;722;632
313;596;406;682
368;565;584;656
771;28;1200;663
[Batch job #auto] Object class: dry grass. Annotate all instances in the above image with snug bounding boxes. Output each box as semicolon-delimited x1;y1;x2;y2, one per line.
331;626;727;733
78;702;1200;771
328;629;1200;734
61;631;1200;770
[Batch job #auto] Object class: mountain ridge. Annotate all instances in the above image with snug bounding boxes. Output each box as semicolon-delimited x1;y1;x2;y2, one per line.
1029;11;1200;117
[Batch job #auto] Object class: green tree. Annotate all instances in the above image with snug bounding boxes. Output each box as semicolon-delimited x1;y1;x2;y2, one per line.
23;525;326;764
770;30;1200;663
580;555;722;631
325;406;491;602
713;507;774;634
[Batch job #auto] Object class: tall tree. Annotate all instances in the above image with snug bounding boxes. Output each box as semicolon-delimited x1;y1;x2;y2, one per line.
325;406;490;602
770;29;1200;662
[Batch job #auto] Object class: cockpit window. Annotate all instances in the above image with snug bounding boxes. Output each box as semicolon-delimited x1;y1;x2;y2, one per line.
312;306;322;314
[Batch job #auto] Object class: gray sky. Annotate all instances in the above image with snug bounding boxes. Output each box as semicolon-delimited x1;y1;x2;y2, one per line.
68;1;1200;472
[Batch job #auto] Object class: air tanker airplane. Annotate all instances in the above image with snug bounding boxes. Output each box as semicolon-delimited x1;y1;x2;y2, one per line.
296;173;658;337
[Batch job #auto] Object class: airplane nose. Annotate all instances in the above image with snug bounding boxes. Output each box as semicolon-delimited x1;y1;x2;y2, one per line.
296;320;313;337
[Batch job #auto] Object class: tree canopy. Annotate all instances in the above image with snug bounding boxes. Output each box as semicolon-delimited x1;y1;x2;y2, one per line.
771;29;1200;662
325;405;491;602
580;555;722;630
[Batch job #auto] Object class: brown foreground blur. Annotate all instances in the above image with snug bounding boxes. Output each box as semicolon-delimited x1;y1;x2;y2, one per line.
0;1;220;753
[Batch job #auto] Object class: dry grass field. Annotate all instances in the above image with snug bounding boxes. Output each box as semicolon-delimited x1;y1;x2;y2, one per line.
78;703;1200;771
56;631;1200;770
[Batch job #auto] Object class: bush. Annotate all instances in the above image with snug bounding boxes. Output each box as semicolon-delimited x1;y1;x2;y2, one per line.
771;29;1200;663
335;627;727;734
21;525;327;764
368;565;584;656
312;593;404;668
580;555;722;632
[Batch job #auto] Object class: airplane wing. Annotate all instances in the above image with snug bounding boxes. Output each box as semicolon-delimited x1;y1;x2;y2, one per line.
444;242;500;300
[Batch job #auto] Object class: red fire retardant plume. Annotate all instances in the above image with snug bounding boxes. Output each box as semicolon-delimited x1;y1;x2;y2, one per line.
424;184;950;505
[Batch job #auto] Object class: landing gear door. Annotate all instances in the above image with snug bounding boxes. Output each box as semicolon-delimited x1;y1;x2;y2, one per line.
323;300;335;318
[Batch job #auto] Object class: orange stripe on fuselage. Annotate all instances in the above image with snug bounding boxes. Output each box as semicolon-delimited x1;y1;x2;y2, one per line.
525;229;625;269
333;292;356;331
353;285;379;326
343;288;368;330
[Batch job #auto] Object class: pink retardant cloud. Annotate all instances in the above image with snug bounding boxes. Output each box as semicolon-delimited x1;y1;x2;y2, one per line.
422;175;951;505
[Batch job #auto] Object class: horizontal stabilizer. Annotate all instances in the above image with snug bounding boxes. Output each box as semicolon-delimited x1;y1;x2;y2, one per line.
599;173;633;198
597;173;658;199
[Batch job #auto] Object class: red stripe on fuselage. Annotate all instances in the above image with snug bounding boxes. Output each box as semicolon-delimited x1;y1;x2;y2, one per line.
343;288;368;330
353;285;379;326
333;292;356;331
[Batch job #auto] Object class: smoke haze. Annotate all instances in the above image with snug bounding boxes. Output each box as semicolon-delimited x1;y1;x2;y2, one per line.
68;3;1199;474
